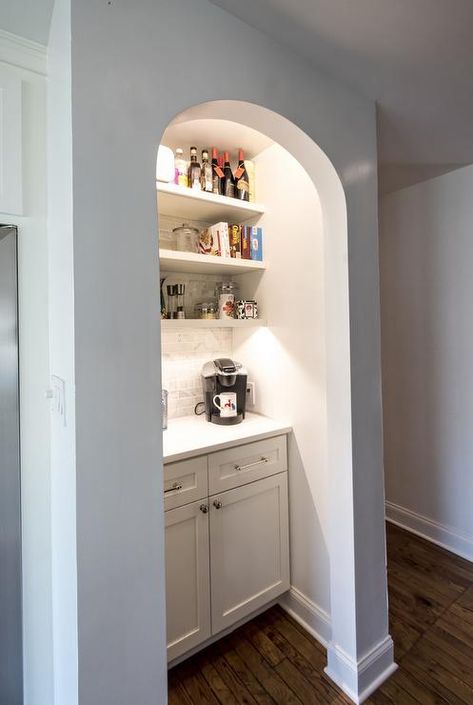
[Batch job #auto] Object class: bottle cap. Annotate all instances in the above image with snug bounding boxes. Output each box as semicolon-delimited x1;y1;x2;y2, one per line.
224;151;230;162
202;149;209;158
212;147;218;159
176;148;183;155
238;149;244;161
190;146;197;154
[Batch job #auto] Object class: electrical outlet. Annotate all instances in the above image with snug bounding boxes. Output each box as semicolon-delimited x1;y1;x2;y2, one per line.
246;381;256;407
46;375;66;426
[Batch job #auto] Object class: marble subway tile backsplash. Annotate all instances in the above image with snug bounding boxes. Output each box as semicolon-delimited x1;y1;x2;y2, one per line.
162;328;232;418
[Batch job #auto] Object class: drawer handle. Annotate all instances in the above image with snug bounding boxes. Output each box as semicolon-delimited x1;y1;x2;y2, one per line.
234;456;269;472
200;504;209;514
164;482;183;494
213;500;223;509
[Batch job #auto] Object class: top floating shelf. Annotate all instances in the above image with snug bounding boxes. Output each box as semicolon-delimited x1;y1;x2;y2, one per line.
156;181;265;223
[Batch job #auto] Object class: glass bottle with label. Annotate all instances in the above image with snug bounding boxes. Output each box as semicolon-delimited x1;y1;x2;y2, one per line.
188;146;201;190
223;151;235;198
174;148;188;188
200;149;213;192
234;149;250;201
211;147;224;195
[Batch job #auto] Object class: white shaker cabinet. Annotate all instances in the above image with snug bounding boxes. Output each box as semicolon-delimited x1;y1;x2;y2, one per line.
209;472;290;633
165;499;211;661
164;434;290;663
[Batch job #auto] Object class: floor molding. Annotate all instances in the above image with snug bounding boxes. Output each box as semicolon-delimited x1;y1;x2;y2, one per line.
279;586;331;647
386;501;473;563
325;635;397;704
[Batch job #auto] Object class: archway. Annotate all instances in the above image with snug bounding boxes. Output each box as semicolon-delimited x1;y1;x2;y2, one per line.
157;101;389;703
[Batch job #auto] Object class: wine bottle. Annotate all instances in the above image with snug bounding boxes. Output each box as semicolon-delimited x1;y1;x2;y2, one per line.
223;151;235;198
200;149;213;192
211;147;224;195
234;149;250;201
188;146;201;190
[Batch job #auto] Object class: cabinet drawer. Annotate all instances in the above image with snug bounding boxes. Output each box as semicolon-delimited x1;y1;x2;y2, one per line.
164;456;208;510
208;435;287;494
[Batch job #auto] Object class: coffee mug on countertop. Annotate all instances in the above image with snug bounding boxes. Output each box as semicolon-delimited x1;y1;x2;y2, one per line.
213;392;237;418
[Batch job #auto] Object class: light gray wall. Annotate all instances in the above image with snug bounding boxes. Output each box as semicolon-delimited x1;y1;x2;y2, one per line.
381;165;473;557
70;0;386;702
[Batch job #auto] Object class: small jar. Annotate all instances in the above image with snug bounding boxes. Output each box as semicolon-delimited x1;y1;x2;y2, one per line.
173;224;199;253
195;302;218;320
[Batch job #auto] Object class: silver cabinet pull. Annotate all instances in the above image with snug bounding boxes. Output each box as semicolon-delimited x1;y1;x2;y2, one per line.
213;500;223;509
164;482;183;494
200;504;209;514
234;456;269;472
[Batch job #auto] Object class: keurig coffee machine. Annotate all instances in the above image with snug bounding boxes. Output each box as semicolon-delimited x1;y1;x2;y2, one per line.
202;358;247;425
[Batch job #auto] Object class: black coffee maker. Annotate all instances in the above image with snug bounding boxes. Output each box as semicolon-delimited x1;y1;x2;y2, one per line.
202;358;247;425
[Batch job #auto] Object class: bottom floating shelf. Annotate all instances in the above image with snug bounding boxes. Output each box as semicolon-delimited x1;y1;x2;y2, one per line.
160;318;266;329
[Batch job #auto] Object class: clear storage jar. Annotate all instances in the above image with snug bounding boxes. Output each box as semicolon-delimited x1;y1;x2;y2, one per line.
173;224;199;253
216;281;239;319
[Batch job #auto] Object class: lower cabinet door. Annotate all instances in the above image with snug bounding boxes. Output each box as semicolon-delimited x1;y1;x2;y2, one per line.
165;500;211;661
210;473;290;634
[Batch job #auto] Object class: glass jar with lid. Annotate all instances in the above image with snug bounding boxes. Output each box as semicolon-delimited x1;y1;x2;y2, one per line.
173;224;199;253
194;302;218;320
216;281;239;319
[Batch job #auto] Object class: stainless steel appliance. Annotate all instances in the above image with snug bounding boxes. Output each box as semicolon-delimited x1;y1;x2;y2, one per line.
202;358;247;425
0;225;22;703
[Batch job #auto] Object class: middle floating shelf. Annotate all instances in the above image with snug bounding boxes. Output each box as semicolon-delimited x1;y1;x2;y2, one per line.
159;248;267;275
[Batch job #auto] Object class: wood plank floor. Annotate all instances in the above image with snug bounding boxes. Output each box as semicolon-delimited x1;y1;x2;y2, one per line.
168;523;473;704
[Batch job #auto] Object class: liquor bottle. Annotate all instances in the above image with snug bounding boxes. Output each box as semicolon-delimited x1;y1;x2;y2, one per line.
188;146;201;190
174;148;188;188
223;151;235;198
211;148;224;195
234;149;250;201
200;149;213;192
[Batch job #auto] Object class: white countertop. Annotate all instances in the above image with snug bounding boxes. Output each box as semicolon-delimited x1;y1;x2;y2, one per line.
163;412;292;463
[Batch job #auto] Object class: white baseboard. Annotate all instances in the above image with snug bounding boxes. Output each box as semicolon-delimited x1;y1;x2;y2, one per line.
386;501;473;563
325;636;397;704
280;588;396;704
279;586;331;647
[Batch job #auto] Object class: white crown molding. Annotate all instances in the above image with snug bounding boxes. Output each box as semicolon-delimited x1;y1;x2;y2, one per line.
0;29;47;76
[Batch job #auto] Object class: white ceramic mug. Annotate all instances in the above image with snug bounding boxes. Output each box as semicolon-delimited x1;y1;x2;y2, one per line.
213;392;237;417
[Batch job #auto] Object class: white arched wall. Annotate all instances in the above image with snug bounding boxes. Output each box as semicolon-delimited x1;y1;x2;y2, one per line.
67;3;390;703
162;101;395;703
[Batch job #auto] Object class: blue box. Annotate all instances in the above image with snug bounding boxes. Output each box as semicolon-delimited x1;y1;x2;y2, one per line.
250;227;263;262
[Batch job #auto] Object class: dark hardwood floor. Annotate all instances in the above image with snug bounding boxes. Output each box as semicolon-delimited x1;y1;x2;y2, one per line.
168;523;473;704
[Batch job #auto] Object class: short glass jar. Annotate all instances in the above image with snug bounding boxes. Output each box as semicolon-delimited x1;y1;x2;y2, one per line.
195;302;218;320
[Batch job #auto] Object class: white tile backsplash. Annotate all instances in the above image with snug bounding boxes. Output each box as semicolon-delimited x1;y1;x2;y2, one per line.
162;327;232;418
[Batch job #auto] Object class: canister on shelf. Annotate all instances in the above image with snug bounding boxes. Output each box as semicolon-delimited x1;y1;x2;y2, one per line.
216;281;239;319
173;224;199;253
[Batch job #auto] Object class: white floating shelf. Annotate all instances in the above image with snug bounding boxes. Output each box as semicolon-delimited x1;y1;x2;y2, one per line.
159;248;266;275
156;181;265;223
161;318;265;329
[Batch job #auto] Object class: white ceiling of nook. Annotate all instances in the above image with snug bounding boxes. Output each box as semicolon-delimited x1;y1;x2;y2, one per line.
210;0;473;193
